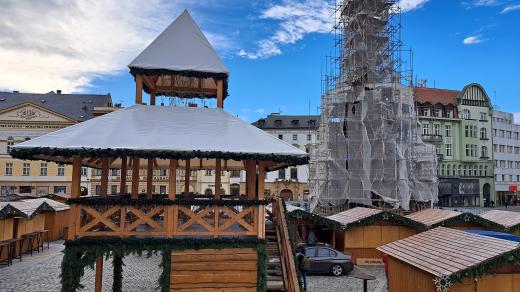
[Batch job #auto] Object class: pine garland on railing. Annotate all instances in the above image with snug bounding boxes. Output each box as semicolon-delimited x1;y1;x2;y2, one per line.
61;237;267;292
67;197;270;207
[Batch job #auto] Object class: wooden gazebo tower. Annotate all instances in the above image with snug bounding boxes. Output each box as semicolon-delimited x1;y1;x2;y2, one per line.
12;10;304;292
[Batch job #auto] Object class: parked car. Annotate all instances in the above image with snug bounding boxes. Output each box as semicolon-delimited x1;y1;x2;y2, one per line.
296;243;354;276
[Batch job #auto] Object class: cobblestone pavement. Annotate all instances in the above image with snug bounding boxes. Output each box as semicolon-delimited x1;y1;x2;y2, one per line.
0;241;384;292
307;265;387;292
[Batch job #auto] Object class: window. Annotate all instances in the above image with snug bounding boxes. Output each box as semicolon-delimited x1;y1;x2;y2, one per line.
447;164;452;176
509;161;514;169
435;109;442;117
446;144;452;156
515;132;519;140
111;185;118;195
465;125;469;137
22;162;30;176
278;168;286;180
422;123;429;135
278;134;283;140
307;134;312;141
494;129;498;137
506;131;512;139
499;145;505;153
230;184;240;196
160;186;166;194
317;248;334;257
480;128;487;139
499;130;505;138
305;248;317;257
515;147;520;154
40;163;48;176
463;166;467;176
440;164;445;176
433;124;441;136
446;110;453;118
230;170;240;177
435;144;442;155
19;186;31;194
110;168;118;176
481;146;488;158
465;145;470;156
290;168;298;180
461;109;471;119
81;167;88;176
6;137;14;153
204;188;213;196
95;185;101;196
292;134;297;141
5;163;12;176
480;112;487;121
423;108;431;117
445;125;452;137
57;164;65;176
205;170;212;176
54;186;66;194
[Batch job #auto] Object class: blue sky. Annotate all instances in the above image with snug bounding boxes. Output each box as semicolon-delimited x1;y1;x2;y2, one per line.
1;0;519;122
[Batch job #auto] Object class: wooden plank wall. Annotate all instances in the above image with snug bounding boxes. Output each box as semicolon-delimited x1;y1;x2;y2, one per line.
44;210;70;241
13;214;46;255
170;248;258;292
0;218;14;262
341;225;417;263
387;256;436;292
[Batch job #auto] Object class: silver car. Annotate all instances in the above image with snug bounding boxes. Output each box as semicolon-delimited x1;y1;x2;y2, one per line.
300;244;354;276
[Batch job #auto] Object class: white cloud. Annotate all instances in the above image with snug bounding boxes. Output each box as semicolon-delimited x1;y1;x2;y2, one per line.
398;0;430;12
463;36;485;44
501;4;520;13
0;1;231;93
239;0;332;59
255;108;265;114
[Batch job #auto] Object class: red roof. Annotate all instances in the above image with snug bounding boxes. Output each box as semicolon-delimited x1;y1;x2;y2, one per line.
413;87;460;106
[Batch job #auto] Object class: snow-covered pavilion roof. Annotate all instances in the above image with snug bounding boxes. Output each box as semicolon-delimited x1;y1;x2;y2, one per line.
11;105;308;170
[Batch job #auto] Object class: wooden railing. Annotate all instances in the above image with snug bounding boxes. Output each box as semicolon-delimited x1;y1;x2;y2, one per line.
74;200;264;238
272;197;300;292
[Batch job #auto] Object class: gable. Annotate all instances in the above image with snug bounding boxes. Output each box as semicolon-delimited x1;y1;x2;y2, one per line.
0;103;76;123
458;83;492;108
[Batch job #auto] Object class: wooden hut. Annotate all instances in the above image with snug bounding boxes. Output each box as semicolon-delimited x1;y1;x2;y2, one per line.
286;206;342;247
406;208;503;231
480;210;520;236
10;10;304;292
327;207;420;265
378;227;520;292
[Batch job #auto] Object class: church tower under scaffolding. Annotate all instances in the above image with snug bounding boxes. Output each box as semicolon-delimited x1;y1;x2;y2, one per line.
310;0;438;212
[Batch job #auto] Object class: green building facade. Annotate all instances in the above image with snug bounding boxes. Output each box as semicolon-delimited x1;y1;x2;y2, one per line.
415;83;494;207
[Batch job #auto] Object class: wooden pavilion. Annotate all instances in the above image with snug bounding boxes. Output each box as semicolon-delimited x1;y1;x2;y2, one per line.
11;10;304;292
378;227;520;292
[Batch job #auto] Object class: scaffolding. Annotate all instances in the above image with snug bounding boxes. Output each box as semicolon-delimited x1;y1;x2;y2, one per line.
309;0;438;214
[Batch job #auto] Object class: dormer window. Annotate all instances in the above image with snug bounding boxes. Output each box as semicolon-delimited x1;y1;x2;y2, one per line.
308;120;316;126
274;120;282;126
291;120;299;126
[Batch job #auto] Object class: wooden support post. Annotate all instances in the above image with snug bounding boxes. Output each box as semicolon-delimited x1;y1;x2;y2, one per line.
167;160;177;238
146;159;153;199
215;159;221;200
68;156;82;240
135;74;143;104
257;162;265;239
94;256;103;292
184;159;190;196
120;157;127;195
169;160;177;200
100;158;109;197
245;160;257;199
150;89;156;106
217;80;224;108
131;157;140;199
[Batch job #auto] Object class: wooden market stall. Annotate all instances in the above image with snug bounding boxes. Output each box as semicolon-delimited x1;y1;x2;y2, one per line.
327;207;420;265
10;10;304;292
406;208;502;231
378;227;520;292
480;210;520;236
286;206;341;247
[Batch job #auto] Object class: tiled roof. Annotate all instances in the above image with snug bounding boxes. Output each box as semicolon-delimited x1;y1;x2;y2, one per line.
0;91;112;122
377;227;519;277
413;87;460;106
327;207;382;225
252;114;319;130
480;210;520;228
406;208;461;227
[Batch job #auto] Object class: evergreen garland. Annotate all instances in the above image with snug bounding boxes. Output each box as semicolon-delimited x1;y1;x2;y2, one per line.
112;255;123;292
67;197;270;207
344;211;428;231
9;147;308;167
61;237;267;292
432;212;508;232
288;209;343;230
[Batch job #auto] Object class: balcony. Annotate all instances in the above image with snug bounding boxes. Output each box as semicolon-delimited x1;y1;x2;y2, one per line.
480;156;490;160
422;134;443;143
72;197;265;238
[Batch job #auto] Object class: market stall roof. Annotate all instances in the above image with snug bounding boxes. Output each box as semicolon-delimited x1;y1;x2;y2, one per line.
11;105;308;170
480;210;520;230
327;207;382;225
128;10;229;98
0;198;69;219
377;227;520;278
405;208;461;227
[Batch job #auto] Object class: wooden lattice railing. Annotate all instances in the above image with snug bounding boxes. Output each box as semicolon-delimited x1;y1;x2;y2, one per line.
74;201;263;238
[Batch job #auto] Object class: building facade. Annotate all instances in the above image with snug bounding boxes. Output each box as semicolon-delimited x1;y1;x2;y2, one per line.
0;91;113;197
493;110;520;205
251;114;319;201
414;84;495;207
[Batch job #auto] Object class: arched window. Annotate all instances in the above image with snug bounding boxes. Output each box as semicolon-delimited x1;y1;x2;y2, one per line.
481;146;488;158
204;188;213;196
480;128;487;139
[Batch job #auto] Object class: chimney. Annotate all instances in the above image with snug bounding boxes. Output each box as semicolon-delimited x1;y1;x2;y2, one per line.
12;90;19;94
56;90;62;94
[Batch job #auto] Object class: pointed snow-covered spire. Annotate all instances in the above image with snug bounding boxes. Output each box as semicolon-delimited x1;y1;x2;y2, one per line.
129;10;228;75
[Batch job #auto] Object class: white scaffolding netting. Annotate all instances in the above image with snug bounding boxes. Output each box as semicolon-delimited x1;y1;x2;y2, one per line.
309;0;438;212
